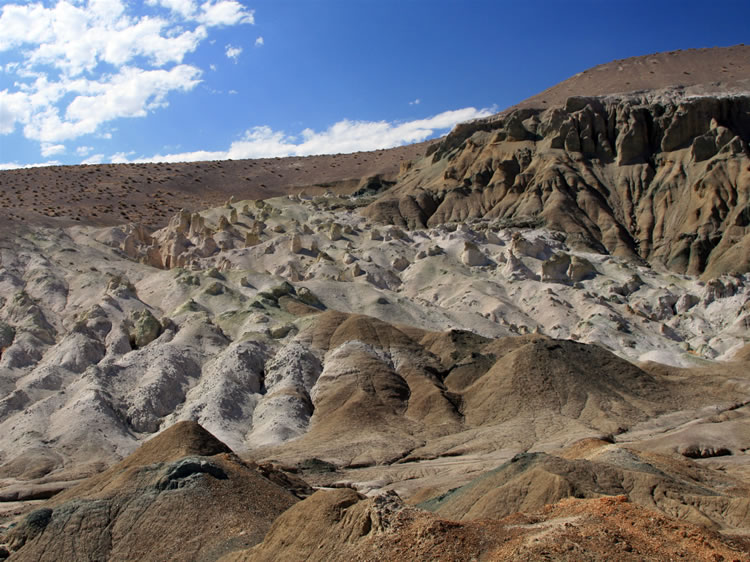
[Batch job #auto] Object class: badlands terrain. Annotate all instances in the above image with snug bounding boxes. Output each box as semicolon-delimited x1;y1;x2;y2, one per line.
0;45;750;560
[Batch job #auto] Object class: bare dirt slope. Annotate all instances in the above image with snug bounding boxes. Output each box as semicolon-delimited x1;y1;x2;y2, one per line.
0;142;428;230
417;447;750;532
508;44;750;113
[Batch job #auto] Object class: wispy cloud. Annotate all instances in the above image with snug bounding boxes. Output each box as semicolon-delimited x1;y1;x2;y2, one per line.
146;0;254;25
255;36;264;47
81;153;105;165
0;0;253;155
40;142;65;157
110;107;495;163
409;98;421;105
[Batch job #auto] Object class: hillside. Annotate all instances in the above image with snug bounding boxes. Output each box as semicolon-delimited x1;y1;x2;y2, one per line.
508;44;750;113
0;143;427;230
1;45;750;561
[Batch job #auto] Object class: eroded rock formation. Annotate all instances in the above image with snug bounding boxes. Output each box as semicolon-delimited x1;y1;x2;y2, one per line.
364;94;750;277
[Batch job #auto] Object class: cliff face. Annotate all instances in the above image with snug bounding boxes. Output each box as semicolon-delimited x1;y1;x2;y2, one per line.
364;94;750;277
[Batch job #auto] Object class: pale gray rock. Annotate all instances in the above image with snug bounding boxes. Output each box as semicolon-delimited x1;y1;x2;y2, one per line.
461;242;488;267
120;346;202;433
42;331;105;374
510;234;550;260
329;223;343;241
290;234;303;254
502;250;539;281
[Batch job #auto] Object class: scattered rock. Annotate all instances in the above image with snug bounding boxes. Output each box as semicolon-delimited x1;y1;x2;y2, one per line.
568;255;597;281
391;257;410;271
245;232;261;247
290;234;303;254
206;267;224;280
679;444;732;459
329;223;343;241
675;293;699;313
461;242;488;267
204;281;225;296
129;309;162;348
270;324;296;339
541;253;572;283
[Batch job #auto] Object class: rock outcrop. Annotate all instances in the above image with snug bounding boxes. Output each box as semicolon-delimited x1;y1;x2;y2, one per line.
2;422;300;562
364;93;750;277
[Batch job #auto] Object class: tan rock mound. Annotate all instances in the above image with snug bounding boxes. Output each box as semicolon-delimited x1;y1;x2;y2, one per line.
1;421;301;561
259;314;745;469
461;336;670;431
261;313;461;467
417;449;750;531
223;488;750;562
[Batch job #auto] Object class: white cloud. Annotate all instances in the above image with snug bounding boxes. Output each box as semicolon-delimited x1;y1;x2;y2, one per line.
81;153;105;164
225;44;242;62
228;89;238;94
409;98;421;105
0;1;207;77
16;64;201;143
118;107;495;163
110;151;136;163
0;0;252;156
76;145;94;156
0;90;33;134
66;65;202;123
198;1;254;26
255;36;264;47
41;142;66;157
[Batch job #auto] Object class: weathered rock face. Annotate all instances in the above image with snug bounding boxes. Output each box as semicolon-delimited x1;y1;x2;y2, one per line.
364;94;750;277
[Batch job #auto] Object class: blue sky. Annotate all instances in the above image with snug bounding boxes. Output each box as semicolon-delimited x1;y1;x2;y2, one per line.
1;0;748;169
